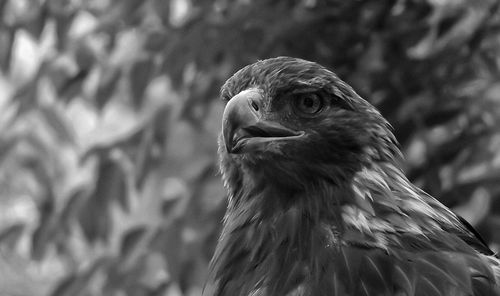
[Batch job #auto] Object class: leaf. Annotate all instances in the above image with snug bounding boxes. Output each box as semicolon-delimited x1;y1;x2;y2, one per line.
423;105;463;127
60;187;89;226
162;198;181;218
74;42;95;71
150;226;183;282
12;78;39;117
139;252;169;289
0;137;18;167
407;129;492;182
120;226;148;260
144;30;168;52
135;105;171;187
0;0;7;16
38;105;76;145
53;10;76;51
0;223;25;249
0;28;15;72
58;68;89;102
130;57;155;109
49;259;108;296
23;3;47;40
152;0;171;26
96;158;126;203
408;1;492;59
95;67;121;110
113;0;145;24
78;157;128;242
31;200;55;260
50;274;80;296
78;196;111;243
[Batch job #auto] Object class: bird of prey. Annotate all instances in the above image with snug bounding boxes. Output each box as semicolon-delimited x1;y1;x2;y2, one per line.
208;56;500;296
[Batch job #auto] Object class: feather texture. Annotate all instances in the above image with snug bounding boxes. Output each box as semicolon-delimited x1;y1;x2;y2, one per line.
208;57;500;296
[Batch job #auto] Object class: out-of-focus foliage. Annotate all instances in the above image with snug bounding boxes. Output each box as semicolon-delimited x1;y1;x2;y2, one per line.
0;0;499;295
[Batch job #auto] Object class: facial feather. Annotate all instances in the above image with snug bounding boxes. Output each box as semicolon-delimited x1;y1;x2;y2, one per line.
209;57;500;296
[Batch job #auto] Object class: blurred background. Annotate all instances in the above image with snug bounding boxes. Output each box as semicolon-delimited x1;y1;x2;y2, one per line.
0;0;499;295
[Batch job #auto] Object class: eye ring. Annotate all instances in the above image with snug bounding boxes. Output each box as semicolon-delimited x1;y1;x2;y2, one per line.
292;93;324;116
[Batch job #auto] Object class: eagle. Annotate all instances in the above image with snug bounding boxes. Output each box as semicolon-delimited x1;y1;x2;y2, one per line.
208;57;500;296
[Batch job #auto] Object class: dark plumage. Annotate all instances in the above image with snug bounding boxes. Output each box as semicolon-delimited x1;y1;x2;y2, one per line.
208;57;500;296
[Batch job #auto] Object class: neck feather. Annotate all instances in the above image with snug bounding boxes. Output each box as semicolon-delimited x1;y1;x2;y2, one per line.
210;158;463;295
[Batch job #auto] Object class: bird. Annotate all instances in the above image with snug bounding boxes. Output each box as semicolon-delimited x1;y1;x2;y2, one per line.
207;56;500;296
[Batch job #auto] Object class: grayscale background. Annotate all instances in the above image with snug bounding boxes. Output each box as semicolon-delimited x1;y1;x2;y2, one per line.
0;0;499;295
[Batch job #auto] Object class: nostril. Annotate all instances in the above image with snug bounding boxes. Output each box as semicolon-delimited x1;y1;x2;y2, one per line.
250;100;259;112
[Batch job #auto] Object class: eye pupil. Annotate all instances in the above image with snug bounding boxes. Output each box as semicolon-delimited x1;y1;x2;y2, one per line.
293;94;323;115
303;97;314;108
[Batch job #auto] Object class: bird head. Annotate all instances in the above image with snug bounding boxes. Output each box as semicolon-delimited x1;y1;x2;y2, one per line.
219;57;398;192
211;57;499;296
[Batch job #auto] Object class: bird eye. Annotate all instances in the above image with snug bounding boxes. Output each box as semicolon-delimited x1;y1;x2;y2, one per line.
292;93;324;116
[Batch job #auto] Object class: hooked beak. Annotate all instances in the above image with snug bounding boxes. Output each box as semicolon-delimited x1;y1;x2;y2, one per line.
222;89;303;154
